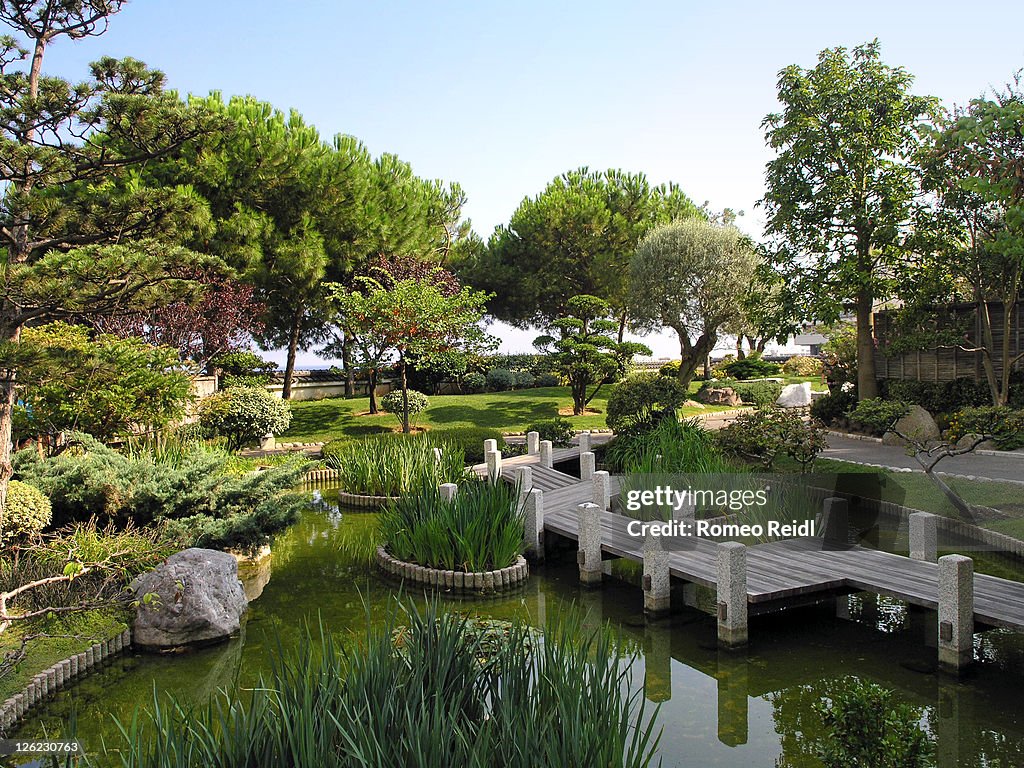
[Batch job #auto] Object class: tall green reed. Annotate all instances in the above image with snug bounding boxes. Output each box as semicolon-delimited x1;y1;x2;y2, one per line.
327;434;471;496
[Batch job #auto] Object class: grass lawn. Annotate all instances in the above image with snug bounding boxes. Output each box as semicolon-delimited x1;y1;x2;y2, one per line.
282;386;738;443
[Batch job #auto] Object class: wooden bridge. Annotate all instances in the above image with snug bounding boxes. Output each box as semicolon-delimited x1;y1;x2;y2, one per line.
473;435;1024;672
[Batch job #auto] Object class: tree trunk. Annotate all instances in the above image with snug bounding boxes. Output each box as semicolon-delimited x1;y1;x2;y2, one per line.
368;369;379;414
342;330;355;398
281;312;302;400
735;336;745;359
617;310;628;344
855;287;878;400
400;354;410;433
674;330;713;391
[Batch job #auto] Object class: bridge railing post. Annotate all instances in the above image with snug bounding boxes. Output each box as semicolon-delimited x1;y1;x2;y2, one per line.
578;431;591;454
517;466;532;492
643;528;670;617
439;482;458;502
593;470;611;511
485;449;502;481
522;488;544;562
910;511;938;562
577;502;603;585
717;542;747;648
526;431;540;455
938;554;974;673
539;440;553;468
580;451;596;481
483;438;498;455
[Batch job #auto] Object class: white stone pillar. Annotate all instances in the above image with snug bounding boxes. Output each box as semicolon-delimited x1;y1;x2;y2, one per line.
483;438;498;455
580;451;596;481
527;431;540;455
523;488;544;561
577;502;603;585
643;527;671;616
717;542;748;648
593;470;611;511
539;440;553;468
260;433;276;451
938;554;974;673
910;511;938;562
433;446;443;464
578;430;591;454
485;449;502;481
517;465;532;492
439;483;458;502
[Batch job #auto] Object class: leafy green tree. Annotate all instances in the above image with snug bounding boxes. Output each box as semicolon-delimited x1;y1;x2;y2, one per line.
0;0;223;516
459;168;701;338
760;40;939;400
329;272;493;433
534;295;650;416
630;219;758;389
15;323;193;446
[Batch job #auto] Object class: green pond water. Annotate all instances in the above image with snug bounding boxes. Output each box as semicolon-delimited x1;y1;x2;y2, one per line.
12;487;1024;767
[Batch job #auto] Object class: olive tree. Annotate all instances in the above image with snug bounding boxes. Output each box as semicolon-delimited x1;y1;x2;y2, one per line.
630;219;758;389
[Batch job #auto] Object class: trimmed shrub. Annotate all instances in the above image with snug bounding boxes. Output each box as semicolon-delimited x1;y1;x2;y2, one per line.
199;386;291;450
512;371;536;389
881;378;990;415
486;368;516;392
525;417;574;447
810;389;857;426
605;373;688;432
1;480;52;543
658;360;681;378
717;409;828;471
720;356;782;380
380;389;430;428
782;355;823;377
442;428;508;464
847;399;911;437
461;372;487;394
534;372;560;388
947;406;1024;450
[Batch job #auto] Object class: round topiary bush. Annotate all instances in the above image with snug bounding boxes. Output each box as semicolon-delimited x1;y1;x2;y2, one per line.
380;389;430;427
534;372;560;388
2;480;52;542
199;386;292;450
512;371;535;389
486;368;515;392
782;355;823;377
461;372;487;394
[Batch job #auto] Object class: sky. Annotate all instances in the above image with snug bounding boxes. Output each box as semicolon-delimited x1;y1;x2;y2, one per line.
32;0;1024;367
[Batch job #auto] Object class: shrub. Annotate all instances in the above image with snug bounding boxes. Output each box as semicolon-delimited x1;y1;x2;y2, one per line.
697;378;782;407
605;416;735;474
782;355;823;377
1;480;52;543
717;409;828;471
947;406;1024;450
485;367;516;392
847;398;911;437
212;350;276;390
810;389;857;426
605;373;688;432
199;386;291;450
381;480;524;572
324;434;471;497
534;372;560;388
525;417;574;447
658;360;681;378
821;324;857;391
512;370;535;389
380;389;430;428
461;372;487;394
882;378;990;414
441;428;509;464
720;356;782;380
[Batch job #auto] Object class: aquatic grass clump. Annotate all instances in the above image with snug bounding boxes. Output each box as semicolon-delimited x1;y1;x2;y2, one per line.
379;480;524;572
107;601;662;768
325;434;471;497
607;416;739;474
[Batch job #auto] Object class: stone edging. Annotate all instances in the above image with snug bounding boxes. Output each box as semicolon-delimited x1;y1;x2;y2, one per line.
338;490;398;510
303;467;340;484
375;547;528;593
0;628;132;734
825;430;883;443
976;448;1024;460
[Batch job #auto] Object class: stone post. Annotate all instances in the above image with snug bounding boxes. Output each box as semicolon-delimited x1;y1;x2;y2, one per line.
527;431;540;454
580;451;596;481
539;440;553;468
717;542;747;648
485;449;502;481
433;446;443;465
577;502;603;585
938;554;974;673
819;497;848;548
593;470;611;511
523;488;545;561
578;431;591;454
483;438;498;455
517;465;532;492
643;527;671;617
910;511;938;562
259;433;275;451
439;482;458;502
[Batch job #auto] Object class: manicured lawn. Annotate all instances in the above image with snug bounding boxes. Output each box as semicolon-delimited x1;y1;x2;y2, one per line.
282;386;736;443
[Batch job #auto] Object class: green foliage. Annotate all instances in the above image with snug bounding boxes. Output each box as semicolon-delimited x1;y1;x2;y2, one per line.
534;372;560;388
212;350;276;390
882;378;990;414
605;373;688;432
700;378;783;407
720;355;782;380
658;360;681;378
525;417;574;448
13;434;307;553
380;389;430;428
947;407;1024;450
198;386;292;450
605;417;736;474
486;368;516;392
810;389;858;426
512;371;535;389
631;219;759;388
325;434;470;497
106;603;661;768
821;324;858;391
535;294;651;416
847;399;911;435
814;678;932;768
438;428;510;465
380;481;524;572
461;372;487;393
717;409;829;471
1;480;52;544
782;355;824;376
15;323;193;444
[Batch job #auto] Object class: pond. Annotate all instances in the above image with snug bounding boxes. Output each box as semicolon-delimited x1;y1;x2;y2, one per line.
14;487;1024;767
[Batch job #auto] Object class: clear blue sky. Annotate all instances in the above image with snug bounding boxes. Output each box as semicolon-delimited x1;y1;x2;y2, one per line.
35;0;1024;364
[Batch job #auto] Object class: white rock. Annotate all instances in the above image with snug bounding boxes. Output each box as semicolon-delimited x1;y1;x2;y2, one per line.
776;382;813;408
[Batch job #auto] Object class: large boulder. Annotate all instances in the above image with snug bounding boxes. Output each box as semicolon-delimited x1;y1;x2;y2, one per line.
776;382;812;408
131;548;248;651
882;405;941;447
697;387;741;407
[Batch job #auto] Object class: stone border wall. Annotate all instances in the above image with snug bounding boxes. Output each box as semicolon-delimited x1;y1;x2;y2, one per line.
303;467;340;485
339;490;398;510
375;547;528;593
0;628;132;734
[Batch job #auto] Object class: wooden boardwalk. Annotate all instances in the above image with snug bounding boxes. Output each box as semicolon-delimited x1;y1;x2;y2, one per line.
478;446;1024;634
